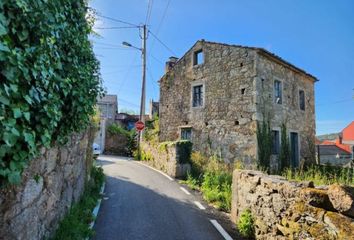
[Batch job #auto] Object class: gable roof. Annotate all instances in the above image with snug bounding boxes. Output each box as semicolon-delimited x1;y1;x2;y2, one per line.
342;121;354;141
319;145;351;155
170;40;318;82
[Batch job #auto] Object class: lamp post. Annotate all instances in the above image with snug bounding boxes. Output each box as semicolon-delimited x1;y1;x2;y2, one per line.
122;25;147;155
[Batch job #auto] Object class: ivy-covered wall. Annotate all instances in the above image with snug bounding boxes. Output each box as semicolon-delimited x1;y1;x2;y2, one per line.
0;0;103;185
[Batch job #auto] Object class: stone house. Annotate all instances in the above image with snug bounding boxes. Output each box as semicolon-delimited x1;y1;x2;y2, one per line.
97;94;118;119
159;40;317;169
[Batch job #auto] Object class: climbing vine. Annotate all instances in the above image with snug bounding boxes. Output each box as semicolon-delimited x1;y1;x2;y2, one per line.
0;1;103;185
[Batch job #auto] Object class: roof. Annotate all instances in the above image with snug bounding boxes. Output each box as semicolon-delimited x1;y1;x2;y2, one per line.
342;121;354;141
98;94;118;104
318;145;351;155
171;40;318;82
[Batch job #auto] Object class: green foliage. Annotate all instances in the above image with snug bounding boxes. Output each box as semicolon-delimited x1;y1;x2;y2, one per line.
283;164;353;186
279;122;291;171
0;1;103;185
256;118;272;172
52;166;105;240
201;169;232;212
184;151;232;212
143;117;159;144
237;209;255;238
176;140;193;164
107;123;130;137
140;149;153;161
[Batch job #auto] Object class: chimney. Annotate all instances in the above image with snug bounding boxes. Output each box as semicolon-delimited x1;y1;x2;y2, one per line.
165;56;178;73
339;133;343;144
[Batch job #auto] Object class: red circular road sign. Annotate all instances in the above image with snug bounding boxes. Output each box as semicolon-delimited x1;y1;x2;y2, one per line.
135;121;145;131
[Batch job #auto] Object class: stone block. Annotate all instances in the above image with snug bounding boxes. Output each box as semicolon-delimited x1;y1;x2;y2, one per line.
328;184;354;218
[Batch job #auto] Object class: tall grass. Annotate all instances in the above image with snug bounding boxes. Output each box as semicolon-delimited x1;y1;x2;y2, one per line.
282;164;353;186
181;151;233;212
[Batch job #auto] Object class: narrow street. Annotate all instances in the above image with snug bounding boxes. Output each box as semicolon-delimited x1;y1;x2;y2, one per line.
93;155;231;240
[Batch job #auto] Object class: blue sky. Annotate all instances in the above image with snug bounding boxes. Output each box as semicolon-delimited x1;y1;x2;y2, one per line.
90;0;354;135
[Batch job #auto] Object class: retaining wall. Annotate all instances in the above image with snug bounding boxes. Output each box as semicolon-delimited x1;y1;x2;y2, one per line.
0;127;95;240
231;170;354;239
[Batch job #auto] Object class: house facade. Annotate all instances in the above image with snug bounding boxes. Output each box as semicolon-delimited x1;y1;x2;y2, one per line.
159;40;317;169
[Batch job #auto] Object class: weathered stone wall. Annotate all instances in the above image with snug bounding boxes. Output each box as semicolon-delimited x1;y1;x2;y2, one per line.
255;53;316;168
104;132;129;156
0;127;95;240
159;40;316;167
141;141;190;178
231;170;354;239
159;41;259;165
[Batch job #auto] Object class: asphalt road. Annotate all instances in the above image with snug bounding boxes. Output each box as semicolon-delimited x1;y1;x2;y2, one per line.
92;155;229;240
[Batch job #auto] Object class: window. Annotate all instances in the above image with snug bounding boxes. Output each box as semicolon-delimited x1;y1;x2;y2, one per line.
274;80;282;104
299;90;305;110
272;130;280;155
181;128;192;140
193;49;203;65
192;85;203;107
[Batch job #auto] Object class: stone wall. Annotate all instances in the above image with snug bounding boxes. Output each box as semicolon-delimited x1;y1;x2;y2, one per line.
255;52;316;168
140;141;191;178
0;127;95;240
231;170;354;239
104;132;129;156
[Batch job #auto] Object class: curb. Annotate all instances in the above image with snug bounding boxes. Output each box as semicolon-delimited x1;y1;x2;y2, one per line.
86;181;106;239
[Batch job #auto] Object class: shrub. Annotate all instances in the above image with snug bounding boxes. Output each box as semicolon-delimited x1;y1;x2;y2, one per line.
256;119;272;172
201;169;232;212
176;140;193;164
0;1;103;185
279;122;291;171
237;209;255;238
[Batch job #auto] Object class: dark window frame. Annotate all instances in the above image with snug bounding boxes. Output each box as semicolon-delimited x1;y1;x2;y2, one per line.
192;85;203;107
299;90;305;111
272;130;280;155
274;80;282;104
193;49;204;66
181;128;192;140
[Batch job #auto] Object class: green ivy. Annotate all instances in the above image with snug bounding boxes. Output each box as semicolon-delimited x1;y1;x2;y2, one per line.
0;1;103;185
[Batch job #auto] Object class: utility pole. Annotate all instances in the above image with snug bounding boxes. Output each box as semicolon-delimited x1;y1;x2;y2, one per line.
140;24;147;130
122;25;147;157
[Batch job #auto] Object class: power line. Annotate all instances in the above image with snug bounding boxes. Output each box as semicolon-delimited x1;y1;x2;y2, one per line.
145;0;154;25
149;53;164;65
95;26;139;30
150;0;172;52
97;14;140;27
317;98;353;107
148;30;177;56
118;98;140;107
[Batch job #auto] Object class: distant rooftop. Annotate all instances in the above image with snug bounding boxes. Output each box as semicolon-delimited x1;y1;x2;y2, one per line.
98;94;118;104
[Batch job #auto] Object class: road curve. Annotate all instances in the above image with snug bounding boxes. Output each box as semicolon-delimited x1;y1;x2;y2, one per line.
92;155;226;240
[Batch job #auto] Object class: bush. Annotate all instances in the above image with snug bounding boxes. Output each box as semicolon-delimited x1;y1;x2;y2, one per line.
237;209;255;238
201;169;232;212
52;166;105;240
176;140;192;164
0;1;103;185
183;151;232;212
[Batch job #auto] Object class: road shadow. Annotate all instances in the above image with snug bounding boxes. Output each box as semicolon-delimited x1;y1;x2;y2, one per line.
92;175;245;240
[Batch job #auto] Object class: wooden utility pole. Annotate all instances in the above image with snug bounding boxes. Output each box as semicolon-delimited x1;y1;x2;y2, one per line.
137;25;147;155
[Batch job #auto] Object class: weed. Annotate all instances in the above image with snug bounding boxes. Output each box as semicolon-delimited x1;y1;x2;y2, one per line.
237;209;255;238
